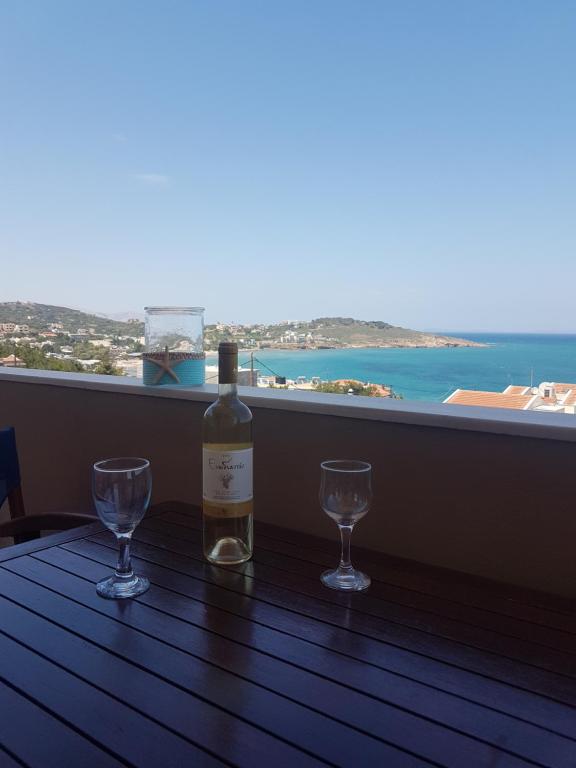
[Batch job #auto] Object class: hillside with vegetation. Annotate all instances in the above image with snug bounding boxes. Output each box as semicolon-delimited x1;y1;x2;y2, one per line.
300;318;480;348
0;301;144;336
0;303;482;351
205;316;483;349
0;340;121;374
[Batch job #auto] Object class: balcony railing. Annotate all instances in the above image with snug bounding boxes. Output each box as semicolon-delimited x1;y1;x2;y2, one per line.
1;366;575;598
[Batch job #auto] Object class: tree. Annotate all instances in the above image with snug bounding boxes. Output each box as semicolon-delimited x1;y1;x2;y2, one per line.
0;342;83;373
314;380;385;397
93;350;122;376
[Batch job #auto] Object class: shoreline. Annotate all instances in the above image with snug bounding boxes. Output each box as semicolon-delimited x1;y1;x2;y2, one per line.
205;341;489;355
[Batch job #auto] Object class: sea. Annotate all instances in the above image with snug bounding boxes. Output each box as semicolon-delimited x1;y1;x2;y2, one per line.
230;334;576;403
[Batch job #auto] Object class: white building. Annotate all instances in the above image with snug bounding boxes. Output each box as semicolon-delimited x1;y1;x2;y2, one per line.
116;358;143;378
205;364;259;387
89;339;112;348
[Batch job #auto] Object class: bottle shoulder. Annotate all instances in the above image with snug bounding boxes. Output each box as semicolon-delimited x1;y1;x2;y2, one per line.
204;397;252;422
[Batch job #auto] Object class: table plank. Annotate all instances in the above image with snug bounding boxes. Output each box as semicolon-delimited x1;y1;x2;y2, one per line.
253;515;576;618
0;630;226;768
0;590;325;768
26;541;576;767
1;501;575;768
5;552;569;768
61;535;576;735
159;502;576;619
117;525;576;700
0;680;124;768
0;746;26;768
144;514;576;652
0;560;428;768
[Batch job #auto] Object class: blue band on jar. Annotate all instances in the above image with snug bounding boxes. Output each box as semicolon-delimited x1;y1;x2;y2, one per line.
143;356;205;387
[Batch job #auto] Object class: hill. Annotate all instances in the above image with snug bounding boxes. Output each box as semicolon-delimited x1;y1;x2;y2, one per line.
0;302;144;336
0;304;482;349
303;318;479;347
236;317;484;349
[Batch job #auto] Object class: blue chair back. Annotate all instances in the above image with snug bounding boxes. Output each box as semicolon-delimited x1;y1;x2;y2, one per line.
0;427;21;509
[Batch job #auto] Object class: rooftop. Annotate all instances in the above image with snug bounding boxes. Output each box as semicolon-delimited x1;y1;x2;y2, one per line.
445;381;576;414
444;390;535;409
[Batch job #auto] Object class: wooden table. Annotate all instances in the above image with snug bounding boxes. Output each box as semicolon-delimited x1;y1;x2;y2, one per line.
0;502;574;767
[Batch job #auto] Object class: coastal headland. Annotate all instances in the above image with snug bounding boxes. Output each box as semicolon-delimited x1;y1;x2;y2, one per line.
205;317;486;351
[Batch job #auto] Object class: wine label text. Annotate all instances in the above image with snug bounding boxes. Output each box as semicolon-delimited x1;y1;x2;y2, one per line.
202;447;253;503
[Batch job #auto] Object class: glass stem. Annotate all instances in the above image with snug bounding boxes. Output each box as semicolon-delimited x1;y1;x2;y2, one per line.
338;525;354;572
115;534;133;578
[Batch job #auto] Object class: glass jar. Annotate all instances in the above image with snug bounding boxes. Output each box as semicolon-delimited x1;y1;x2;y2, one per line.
143;307;205;386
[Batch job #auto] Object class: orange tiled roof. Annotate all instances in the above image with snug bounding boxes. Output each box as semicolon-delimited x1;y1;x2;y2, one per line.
550;382;576;394
445;390;534;409
502;385;530;395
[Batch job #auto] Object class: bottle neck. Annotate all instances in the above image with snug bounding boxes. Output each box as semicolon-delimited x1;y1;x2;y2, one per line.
218;348;238;396
218;382;238;398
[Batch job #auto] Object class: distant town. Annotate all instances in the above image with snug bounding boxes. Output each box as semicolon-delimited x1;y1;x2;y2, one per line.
0;317;143;377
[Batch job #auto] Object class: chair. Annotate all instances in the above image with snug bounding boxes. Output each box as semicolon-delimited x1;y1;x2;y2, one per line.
0;427;96;545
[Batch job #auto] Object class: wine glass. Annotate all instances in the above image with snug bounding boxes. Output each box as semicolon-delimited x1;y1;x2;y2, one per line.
319;460;372;591
92;457;152;599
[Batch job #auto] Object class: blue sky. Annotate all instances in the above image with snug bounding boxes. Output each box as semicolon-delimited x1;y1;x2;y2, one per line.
1;1;575;331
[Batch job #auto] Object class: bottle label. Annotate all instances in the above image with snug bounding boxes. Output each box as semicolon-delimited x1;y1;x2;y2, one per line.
203;447;253;503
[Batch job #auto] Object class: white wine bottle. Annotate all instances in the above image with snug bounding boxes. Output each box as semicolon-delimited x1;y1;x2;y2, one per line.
202;341;253;564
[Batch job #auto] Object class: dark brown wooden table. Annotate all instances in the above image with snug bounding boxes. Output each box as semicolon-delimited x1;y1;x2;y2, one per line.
0;502;575;767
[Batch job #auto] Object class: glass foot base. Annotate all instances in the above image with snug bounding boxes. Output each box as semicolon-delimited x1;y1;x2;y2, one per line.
321;568;371;592
96;573;150;599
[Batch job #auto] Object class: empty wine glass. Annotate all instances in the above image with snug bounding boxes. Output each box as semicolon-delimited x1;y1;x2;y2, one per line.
320;460;371;591
92;457;152;599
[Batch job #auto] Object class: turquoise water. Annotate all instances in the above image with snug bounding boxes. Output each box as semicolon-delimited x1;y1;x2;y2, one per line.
234;334;576;402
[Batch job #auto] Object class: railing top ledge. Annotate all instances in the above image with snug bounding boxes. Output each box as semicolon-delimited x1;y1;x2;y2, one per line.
1;367;575;442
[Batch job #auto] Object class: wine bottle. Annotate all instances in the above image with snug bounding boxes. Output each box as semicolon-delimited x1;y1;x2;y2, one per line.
202;341;253;564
